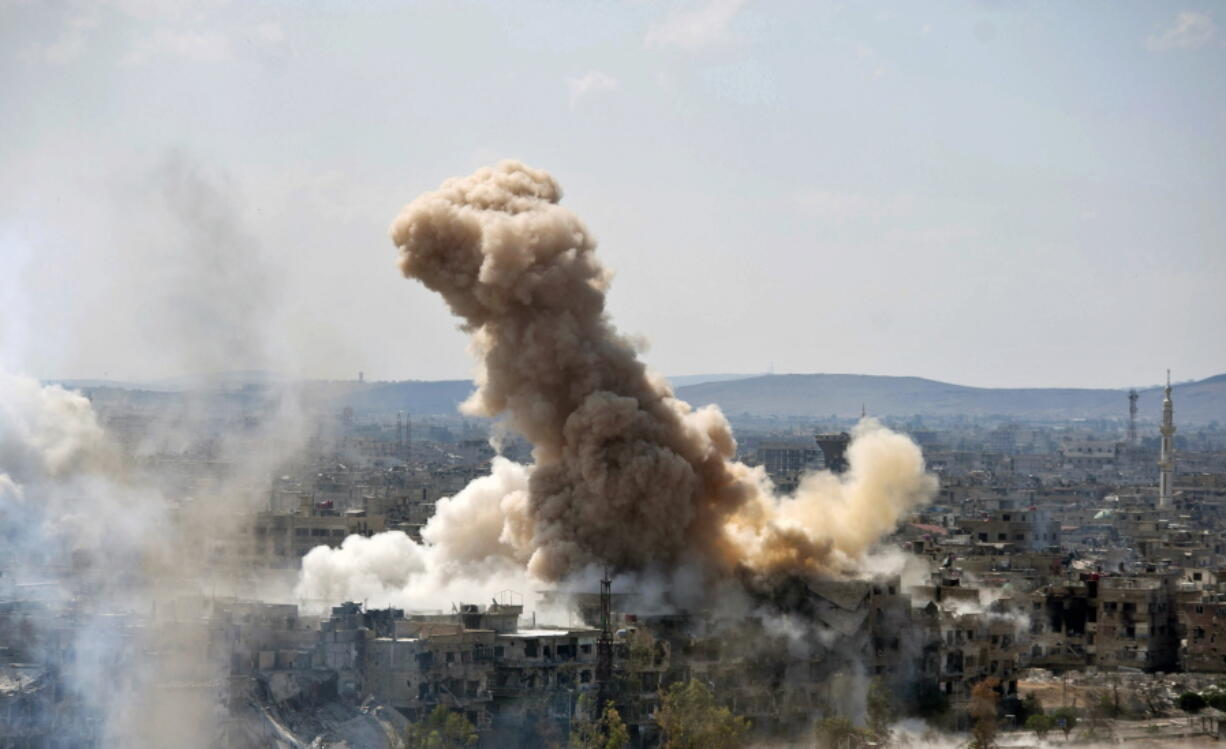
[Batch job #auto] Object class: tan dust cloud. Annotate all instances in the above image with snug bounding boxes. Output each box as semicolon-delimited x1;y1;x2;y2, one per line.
379;161;937;584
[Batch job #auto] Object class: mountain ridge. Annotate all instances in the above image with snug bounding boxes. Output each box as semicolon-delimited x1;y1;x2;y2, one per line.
673;373;1226;424
55;372;1226;424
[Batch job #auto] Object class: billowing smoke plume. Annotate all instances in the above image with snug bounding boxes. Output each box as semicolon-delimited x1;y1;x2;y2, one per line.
0;373;120;572
297;161;936;604
298;457;533;606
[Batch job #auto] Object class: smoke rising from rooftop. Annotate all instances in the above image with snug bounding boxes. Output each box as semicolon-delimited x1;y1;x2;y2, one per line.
297;161;937;604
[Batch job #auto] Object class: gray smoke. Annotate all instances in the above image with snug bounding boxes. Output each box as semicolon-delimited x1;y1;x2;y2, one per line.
0;370;216;746
0;153;309;746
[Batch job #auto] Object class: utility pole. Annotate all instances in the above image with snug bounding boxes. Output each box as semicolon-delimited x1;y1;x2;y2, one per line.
596;568;614;711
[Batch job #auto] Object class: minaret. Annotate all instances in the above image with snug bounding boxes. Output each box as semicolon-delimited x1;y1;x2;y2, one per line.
1158;370;1176;509
1127;389;1139;446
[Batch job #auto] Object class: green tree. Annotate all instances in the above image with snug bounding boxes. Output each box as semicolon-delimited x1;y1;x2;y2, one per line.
908;680;950;723
1081;689;1116;741
405;705;478;749
1021;692;1044;720
1024;714;1056;741
627;629;657;671
865;677;897;738
1051;706;1078;741
656;679;750;749
814;716;871;749
570;695;630;749
1104;674;1122;718
1178;691;1207;715
1205;688;1226;712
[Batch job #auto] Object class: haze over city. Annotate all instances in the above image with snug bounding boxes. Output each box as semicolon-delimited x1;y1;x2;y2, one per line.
4;3;1226;749
3;0;1222;388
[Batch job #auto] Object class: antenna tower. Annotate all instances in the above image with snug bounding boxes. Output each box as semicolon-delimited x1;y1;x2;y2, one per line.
596;567;614;710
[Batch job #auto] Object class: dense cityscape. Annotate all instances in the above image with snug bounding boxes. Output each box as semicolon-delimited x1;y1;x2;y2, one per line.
4;3;1223;748
4;368;1226;747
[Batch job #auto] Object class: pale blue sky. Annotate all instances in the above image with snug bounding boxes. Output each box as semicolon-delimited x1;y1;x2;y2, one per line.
2;0;1223;388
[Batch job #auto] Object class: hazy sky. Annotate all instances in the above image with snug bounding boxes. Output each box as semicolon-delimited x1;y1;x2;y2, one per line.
2;0;1223;389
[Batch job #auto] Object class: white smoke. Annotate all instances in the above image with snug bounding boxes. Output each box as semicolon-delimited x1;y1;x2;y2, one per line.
0;156;317;746
0;370;211;745
298;457;535;609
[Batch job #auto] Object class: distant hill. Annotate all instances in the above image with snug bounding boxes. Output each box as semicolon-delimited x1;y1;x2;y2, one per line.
328;375;762;416
55;371;1226;424
337;373;1226;424
55;370;295;393
146;370;297;391
674;373;1226;424
337;380;477;416
665;373;761;388
50;378;157;391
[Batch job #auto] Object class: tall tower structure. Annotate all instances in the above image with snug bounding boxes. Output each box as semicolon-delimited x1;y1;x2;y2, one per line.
595;569;613;710
1158;371;1176;509
1127;389;1139;446
815;432;851;474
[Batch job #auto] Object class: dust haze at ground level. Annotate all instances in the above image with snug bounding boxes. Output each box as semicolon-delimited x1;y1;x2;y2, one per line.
7;353;1226;747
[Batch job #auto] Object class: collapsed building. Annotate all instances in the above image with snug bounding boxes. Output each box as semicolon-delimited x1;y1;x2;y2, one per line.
278;575;931;746
0;568;967;747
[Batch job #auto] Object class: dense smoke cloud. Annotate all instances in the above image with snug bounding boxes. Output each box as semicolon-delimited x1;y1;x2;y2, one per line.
298;161;937;605
0;154;312;746
0;370;213;746
0;372;169;580
0;381;311;744
299;458;533;606
0;372;112;481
